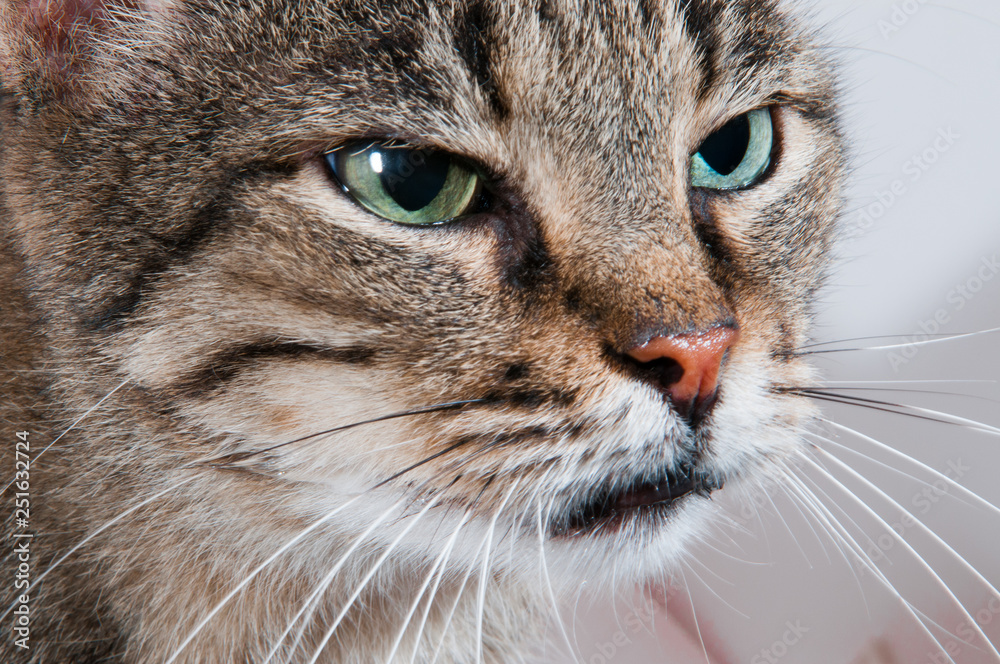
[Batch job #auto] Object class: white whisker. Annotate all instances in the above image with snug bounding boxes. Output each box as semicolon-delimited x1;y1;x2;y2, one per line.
568;579;588;662
784;469;961;657
799;389;1000;436
798;327;1000;354
404;511;472;664
774;464;833;565
264;497;409;664
428;531;492;664
787;473;967;656
812;450;1000;651
685;550;736;588
536;475;578;663
163;491;369;664
822;379;997;387
802;454;1000;661
0;474;196;623
304;494;445;664
818;418;1000;518
763;488;812;567
2;378;131;496
383;510;471;664
684;557;749;618
678;566;711;664
808;431;953;498
781;469;874;618
474;478;522;664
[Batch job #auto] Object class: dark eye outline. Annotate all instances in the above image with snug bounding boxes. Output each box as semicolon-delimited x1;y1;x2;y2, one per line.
690;107;775;191
323;140;493;226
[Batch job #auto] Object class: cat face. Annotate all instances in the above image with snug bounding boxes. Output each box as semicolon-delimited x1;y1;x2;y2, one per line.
3;0;842;563
1;0;844;657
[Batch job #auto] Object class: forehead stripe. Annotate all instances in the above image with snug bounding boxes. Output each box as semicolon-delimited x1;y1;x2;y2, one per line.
452;0;508;119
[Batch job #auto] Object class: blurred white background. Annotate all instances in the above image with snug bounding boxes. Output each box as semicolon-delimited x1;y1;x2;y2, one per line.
544;1;1000;662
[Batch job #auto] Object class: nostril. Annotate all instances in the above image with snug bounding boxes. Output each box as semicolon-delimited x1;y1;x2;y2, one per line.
622;355;686;402
621;326;739;425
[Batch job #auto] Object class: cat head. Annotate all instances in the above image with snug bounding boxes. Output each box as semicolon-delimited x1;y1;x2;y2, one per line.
1;0;844;587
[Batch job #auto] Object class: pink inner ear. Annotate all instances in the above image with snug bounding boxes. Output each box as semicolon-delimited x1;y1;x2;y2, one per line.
22;0;144;60
20;0;103;69
13;0;147;83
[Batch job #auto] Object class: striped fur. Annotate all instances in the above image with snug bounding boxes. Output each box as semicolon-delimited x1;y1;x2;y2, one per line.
0;1;844;662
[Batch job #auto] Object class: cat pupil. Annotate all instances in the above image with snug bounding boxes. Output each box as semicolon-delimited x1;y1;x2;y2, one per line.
697;114;751;175
377;147;450;211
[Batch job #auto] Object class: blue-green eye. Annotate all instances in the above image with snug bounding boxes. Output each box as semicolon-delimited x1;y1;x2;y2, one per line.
326;142;481;225
690;108;774;190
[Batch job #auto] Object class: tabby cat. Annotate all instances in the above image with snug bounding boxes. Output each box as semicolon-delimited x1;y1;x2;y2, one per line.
0;0;847;662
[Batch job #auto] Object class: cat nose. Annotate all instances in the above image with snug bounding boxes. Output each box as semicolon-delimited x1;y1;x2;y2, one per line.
624;326;740;424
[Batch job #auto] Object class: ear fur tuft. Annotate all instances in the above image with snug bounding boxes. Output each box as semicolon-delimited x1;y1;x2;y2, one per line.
0;0;158;104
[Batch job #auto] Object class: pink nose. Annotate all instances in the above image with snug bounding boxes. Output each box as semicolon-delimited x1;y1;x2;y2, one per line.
626;326;740;422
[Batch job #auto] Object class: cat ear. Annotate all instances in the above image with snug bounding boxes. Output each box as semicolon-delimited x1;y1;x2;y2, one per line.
0;0;168;104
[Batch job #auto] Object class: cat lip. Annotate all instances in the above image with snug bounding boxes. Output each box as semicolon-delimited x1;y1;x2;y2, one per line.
554;462;722;537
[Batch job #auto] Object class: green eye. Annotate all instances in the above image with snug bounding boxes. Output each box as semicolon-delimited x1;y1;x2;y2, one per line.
690;108;774;190
326;142;482;225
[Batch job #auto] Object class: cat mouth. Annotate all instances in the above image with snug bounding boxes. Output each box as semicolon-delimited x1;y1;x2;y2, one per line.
554;462;722;537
